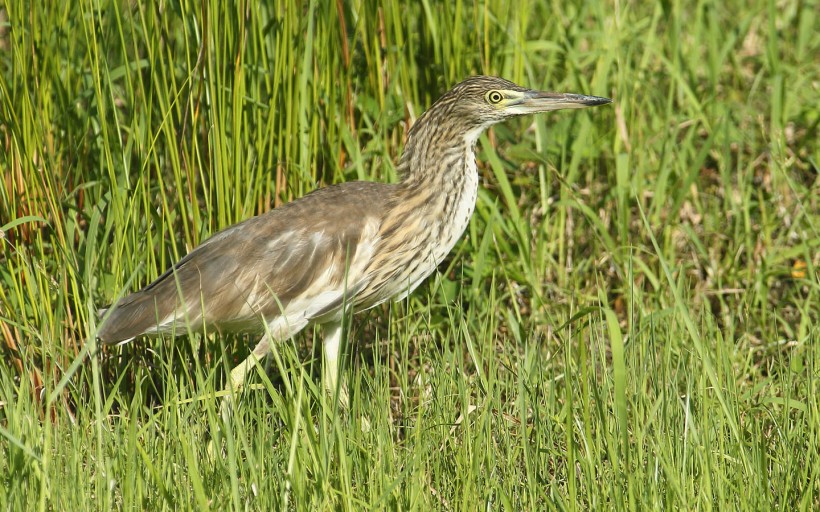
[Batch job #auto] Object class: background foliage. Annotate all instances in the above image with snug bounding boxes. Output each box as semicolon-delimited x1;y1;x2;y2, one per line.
1;0;818;509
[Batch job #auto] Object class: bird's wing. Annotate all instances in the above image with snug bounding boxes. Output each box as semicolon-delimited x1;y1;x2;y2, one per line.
97;183;390;344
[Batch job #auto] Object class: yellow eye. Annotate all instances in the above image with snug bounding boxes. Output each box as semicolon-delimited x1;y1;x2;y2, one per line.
486;91;504;104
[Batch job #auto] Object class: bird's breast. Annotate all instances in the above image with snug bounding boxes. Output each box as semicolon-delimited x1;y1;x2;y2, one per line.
354;146;481;308
390;152;480;298
431;156;479;263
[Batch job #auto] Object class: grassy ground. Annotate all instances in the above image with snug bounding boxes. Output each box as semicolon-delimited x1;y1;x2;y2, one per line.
1;0;818;509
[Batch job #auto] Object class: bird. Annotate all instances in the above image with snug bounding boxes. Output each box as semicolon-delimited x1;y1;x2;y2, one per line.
97;75;611;404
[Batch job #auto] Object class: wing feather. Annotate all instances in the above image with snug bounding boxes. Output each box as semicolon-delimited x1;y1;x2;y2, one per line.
97;182;391;343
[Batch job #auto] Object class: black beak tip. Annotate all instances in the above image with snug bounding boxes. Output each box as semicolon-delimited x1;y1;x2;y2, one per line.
584;95;612;106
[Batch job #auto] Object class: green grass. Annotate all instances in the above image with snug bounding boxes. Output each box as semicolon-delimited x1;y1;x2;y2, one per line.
1;0;818;509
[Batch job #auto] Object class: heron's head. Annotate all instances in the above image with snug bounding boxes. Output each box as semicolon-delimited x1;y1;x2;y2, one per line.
416;75;611;143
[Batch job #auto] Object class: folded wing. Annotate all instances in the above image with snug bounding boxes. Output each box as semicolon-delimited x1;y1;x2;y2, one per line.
97;182;389;344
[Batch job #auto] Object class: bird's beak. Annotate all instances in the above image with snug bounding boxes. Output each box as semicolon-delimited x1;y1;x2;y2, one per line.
510;90;612;114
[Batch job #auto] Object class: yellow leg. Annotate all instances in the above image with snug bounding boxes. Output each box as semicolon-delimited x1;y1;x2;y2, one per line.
220;335;271;416
228;336;271;393
322;321;349;409
221;315;308;408
219;319;349;414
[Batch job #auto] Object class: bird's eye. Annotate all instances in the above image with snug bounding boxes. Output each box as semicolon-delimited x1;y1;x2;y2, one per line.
486;91;504;104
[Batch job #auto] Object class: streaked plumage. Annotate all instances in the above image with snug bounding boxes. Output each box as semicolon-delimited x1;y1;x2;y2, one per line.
98;76;610;400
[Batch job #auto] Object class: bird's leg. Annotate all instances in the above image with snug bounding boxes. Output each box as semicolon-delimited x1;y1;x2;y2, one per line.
228;335;271;393
209;335;270;457
322;321;349;409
